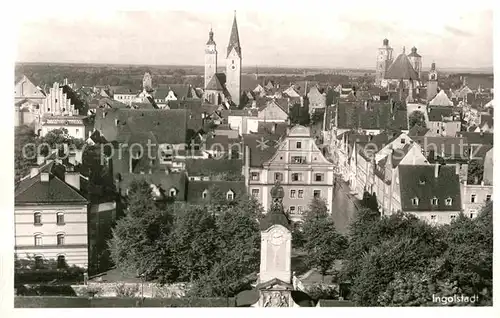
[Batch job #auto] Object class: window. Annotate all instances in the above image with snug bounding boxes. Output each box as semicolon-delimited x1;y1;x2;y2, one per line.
274;172;283;182
251;172;260;181
471;194;476;203
401;138;406;144
56;212;64;225
450;215;457;221
34;234;42;246
289;206;296;214
169;188;177;197
431;197;438;205
34;212;42;225
296;142;302;149
290;190;296;198
437;130;439;134
445;198;452;206
57;234;65;246
291;156;306;164
227;192;234;201
486;195;491;202
298;190;304;198
202;190;208;199
34;256;43;269
315;173;324;182
297;206;303;214
412;197;419;206
292;173;302;182
76;129;79;134
313;190;321;198
251;189;259;198
57;255;66;269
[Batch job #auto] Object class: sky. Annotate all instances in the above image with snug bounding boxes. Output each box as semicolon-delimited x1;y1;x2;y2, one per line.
15;1;494;70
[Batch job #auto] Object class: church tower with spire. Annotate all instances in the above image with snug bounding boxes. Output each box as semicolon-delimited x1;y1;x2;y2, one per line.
226;11;242;106
205;27;217;90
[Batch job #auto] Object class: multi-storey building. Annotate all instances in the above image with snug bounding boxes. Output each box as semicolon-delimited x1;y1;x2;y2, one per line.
14;162;89;268
245;125;334;221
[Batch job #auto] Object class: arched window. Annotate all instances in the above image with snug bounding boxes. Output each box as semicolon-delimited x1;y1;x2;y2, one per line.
57;255;66;269
34;234;42;246
169;188;177;197
34;212;42;225
202;190;208;199
56;212;64;225
431;197;438;206
226;190;234;201
57;234;65;246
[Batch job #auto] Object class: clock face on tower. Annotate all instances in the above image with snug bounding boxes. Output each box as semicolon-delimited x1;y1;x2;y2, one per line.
270;228;285;246
231;65;236;70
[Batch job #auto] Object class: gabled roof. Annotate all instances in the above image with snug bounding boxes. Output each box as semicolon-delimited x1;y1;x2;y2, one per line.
227;13;242;58
15;165;88;205
480;113;493;128
429;90;453;106
385;53;419;80
398;165;461;212
186;180;246;204
206;73;225;91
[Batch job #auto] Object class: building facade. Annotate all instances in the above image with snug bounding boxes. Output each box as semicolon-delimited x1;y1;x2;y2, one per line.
246;126;334;221
15;163;89;268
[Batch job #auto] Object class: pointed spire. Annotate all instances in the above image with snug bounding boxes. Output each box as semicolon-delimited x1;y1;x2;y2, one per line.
227;11;241;58
206;25;215;45
403;46;406;54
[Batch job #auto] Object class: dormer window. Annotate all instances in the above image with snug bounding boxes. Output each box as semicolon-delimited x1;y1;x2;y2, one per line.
419;178;426;185
169;188;177;197
202;190;208;199
412;197;419;206
226;190;234;201
445;197;453;206
431;197;438;205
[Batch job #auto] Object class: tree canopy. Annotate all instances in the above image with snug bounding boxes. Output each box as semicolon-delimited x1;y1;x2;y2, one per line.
408;110;426;128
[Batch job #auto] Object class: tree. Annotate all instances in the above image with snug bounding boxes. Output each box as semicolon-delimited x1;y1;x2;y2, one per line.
108;180;177;283
302;198;347;280
15;125;37;181
408;110;426;128
440;203;493;304
467;160;484;184
311;109;325;125
289;103;311;126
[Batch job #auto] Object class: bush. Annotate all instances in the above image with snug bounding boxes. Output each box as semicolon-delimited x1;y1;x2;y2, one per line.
114;283;139;297
305;283;339;301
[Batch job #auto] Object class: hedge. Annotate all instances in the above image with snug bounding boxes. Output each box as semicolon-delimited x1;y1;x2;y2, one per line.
15;297;236;308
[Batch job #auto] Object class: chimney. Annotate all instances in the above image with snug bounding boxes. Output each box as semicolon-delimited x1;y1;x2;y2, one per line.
434;162;439;178
41;172;50;182
272;123;277;134
455;162;460;175
115;119;119;126
65;172;80;190
30;167;39;178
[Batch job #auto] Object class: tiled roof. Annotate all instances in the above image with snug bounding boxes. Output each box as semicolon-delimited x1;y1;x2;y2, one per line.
337;100;408;130
457;132;494;145
15;165;88;205
398;165;461;212
116;172;187;201
385;53;419;80
429;90;453;106
257;122;288;136
243;133;282;167
153;88;171;99
186;180;246;204
206;73;225;91
428;106;455;121
94;108;188;144
412;136;470;159
408;125;430;136
227;14;242;58
185;159;242;177
113;86;140;95
480;113;493;128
